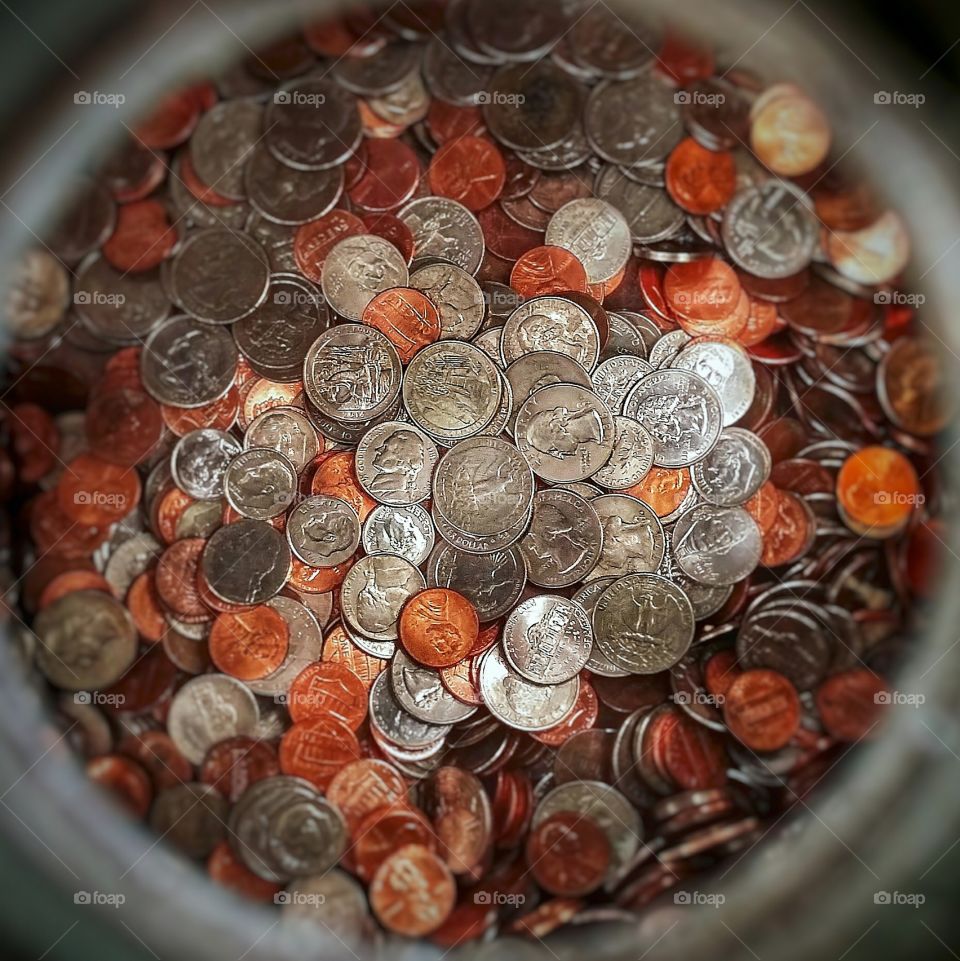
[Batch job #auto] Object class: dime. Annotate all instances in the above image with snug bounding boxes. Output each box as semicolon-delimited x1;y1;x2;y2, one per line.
245;406;320;473
672;505;763;586
168;673;260;765
341;554;425;641
592;356;654;412
287;495;361;567
589;493;665;579
519;489;603;587
356;421;438;505
503;595;593;684
224;447;297;519
171;428;241;499
320;235;409;321
691;428;771;506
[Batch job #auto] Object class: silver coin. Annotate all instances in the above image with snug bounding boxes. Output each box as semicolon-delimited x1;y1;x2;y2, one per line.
246;211;299;273
672;504;762;586
340;553;425;641
472;326;503;362
140;315;237;408
363;503;435;566
248;596;324;698
287;495;361;567
620;312;666;355
656;539;733;621
504;350;592;434
103;532;161;598
5;248;68;340
320;234;409;321
722;180;819;279
502;595;593;684
515;383;615;483
673;338;756;426
572;577;629;677
569;5;656;78
590;493;665;579
585;74;683;168
167;673;260;764
151;783;228;859
594;572;694;673
532;780;642;878
478;645;579;732
691;427;771;507
171;428;241;500
280;870;372;943
479;370;514;438
422;36;494;105
481;281;523;329
244;405;320;473
501;296;599;371
390;649;477;724
427;542;527;621
403;341;502;441
202;519;292;604
191;99;263;199
265;77;362;170
333;42;422;95
623;368;723;468
545;198;632;284
648;329;690;369
432;499;530;554
592;356;654;412
224;447;297;520
592;416;655;490
409;262;485;339
369;66;431;127
593;165;685;245
343;618;397;661
399;197;485;274
515;121;593;171
519;489;603;587
432;436;534;537
356;421;438;506
229;776;347;882
304;324;402;424
34;591;137;692
369;670;452;748
245;145;344;225
171;228;271;324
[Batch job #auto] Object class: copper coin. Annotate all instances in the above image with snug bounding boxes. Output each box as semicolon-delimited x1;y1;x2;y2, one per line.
354;804;438;881
126;571;167;642
743;480;780;535
207;841;283;902
532;679;599;747
38;570;112;610
8;403;59;483
760;490;815;566
399;588;479;669
660;712;727;790
703;650;741;699
525;811;610;897
426;101;486;144
86;388;163;467
878;335;954;437
135;84;209;149
665;138;737;215
429;136;507;212
154;487;195;544
327;758;408;834
117;731;193;791
626;467;692;518
209;605;290;681
320;623;388;690
816;669;887;741
738;297;780;348
279;713;361;790
294;209;366;283
102;199;177;273
723;669;800;752
750;90;830;177
348;138;421;212
200;736;279;802
161;386;239;437
477;203;543;261
369;843;456;937
362;212;415;262
310;451;376;522
510;245;588;298
288;660;368;728
87;755;153;818
57;453;141;526
836;445;921;536
155;538;208;619
362;287;442;363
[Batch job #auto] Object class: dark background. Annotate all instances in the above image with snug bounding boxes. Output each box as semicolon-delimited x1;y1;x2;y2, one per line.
0;0;957;958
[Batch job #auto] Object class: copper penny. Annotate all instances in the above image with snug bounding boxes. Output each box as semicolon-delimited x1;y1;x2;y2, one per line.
348;138;421;212
369;843;456;937
38;570;112;610
703;650;741;699
288;660;367;728
660;711;728;790
526;811;610;897
399;588;479;669
663;258;744;336
760;489;815;566
723;669;800;752
626;467;692;518
207;841;283;902
532;679;599;747
362;212;415;262
815;669;887;741
310;451;376;521
200;735;280;802
510;246;588;298
86;388;163;467
362;287;441;363
209;605;290;681
57;453;141;526
117;731;193;791
836;445;921;536
429;136;506;212
155;538;208;619
354;804;438;881
327;758;408;834
102;199;177;273
162;385;239;437
665;138;737;215
294;209;366;283
426;101;486;144
279;713;361;790
320;623;387;690
126;571;167;642
87;755;153;818
8;403;59;483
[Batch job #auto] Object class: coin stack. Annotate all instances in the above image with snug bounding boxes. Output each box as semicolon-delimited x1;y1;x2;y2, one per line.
2;0;948;948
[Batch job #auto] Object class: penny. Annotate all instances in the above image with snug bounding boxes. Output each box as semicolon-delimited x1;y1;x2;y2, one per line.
288;660;367;728
723;669;800;752
369;844;456;937
815;669;886;741
362;287;441;363
665;138;736;215
102;199;177;273
429;136;506;211
209;605;290;681
878;335;954;437
825;210;911;286
399;588;479;668
527;812;610;897
751;90;830;177
836;445;921;537
200;737;280;803
280;714;361;790
510;246;589;298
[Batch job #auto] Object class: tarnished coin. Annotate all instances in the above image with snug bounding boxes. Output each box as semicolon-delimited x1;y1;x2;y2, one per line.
191;99;263;199
167;673;260;765
409;262;485;339
592;416;655;490
722;180;819;279
280;870;372;945
624;369;723;468
501;296;600;371
320;234;409;321
369;670;451;749
505;350;592;432
171;428;241;499
673;338;756;427
672;505;763;586
503;595;593;684
152;783;228;859
34;591;137;692
141;315;237;408
468;0;567;61
171;228;271;324
245;145;344;225
515;384;615;483
432;500;530;554
333;42;422;95
341;554;425;641
593;573;695;674
520;489;603;587
427;542;527;622
390;650;477;724
287;495;361;567
545;199;632;284
478;645;579;732
399;197;485;274
304;324;403;424
356;421;438;505
202;519;292;604
224;447;297;519
594;166;685;246
589;493;665;579
229;776;347;882
363;504;435;566
245;406;320;473
404;341;502;441
5;248;69;339
691;428;771;506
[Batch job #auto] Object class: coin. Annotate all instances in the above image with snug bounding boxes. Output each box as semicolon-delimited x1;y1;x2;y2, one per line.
356;421;438;505
362;503;435;565
409;262;486;339
520;489;603;587
287;495;361;567
171;428;241;499
245;406;320;473
691;428;771;506
321;235;410;321
527;811;610;897
589;494;665;579
545;198;631;285
209;605;290;681
502;595;593;684
673;338;756;426
592;416;655;490
369;844;455;937
723;669;800;751
361;287;441;363
501;295;600;370
672;504;763;586
399;588;479;668
400;196;485;274
168;673;260;765
224;447;297;520
340;553;425;641
202;519;292;605
427;542;527;622
390;649;477;723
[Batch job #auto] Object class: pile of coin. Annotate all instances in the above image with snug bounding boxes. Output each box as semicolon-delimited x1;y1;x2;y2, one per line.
1;0;950;948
